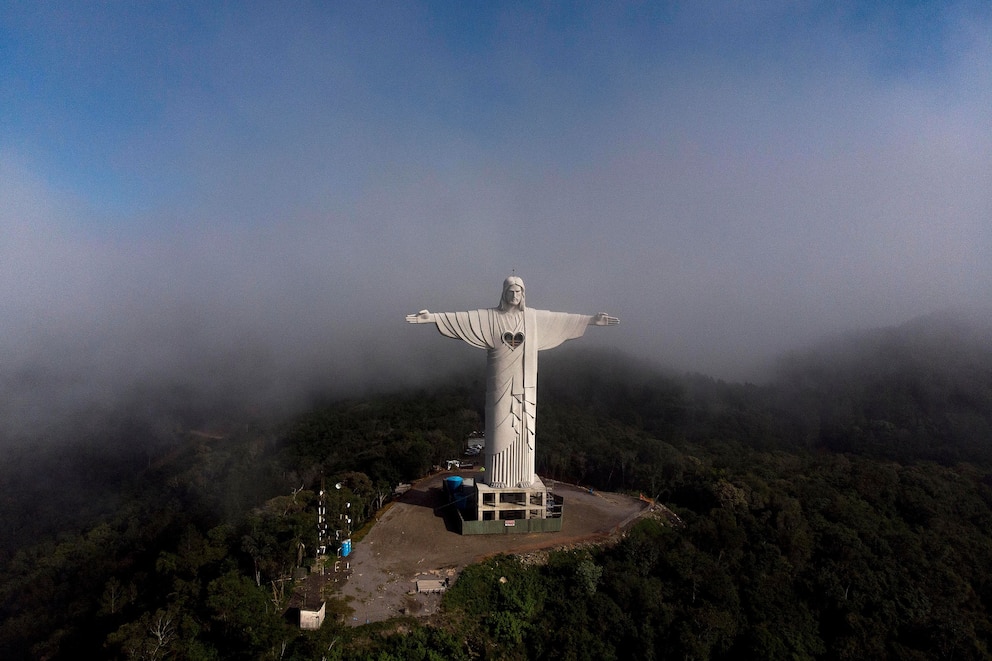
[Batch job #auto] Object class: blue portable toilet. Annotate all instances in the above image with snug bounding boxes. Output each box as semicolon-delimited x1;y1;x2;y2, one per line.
341;538;352;557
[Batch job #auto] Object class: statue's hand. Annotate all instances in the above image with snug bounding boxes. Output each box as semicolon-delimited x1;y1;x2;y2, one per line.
591;313;619;326
405;310;435;324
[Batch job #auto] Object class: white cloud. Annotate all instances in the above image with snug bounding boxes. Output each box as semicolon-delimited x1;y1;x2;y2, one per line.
1;3;990;438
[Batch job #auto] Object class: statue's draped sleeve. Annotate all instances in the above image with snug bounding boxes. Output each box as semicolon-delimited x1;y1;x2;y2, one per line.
533;310;591;350
432;310;496;349
432;309;589;352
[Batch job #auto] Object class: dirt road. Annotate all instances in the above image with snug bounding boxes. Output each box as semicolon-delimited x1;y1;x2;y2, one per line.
332;470;647;625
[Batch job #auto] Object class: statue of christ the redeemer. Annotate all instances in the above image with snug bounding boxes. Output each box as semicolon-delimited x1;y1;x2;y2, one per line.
406;276;619;489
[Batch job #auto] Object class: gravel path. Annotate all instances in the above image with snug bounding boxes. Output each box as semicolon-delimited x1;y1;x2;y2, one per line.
332;470;648;625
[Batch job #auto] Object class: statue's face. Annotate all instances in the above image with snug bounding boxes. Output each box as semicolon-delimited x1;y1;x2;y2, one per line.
503;284;523;308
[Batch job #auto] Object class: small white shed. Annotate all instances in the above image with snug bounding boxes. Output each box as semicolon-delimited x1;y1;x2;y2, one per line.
300;601;326;630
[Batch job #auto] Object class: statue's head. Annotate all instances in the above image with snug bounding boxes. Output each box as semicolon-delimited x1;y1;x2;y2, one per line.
498;276;525;311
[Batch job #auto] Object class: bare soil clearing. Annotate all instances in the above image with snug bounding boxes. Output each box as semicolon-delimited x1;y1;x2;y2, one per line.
332;470;648;625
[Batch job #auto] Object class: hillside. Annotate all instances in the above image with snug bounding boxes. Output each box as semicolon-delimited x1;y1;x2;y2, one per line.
1;310;991;659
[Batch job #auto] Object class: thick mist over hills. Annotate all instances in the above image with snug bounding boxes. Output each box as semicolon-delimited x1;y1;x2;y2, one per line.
3;3;991;447
2;305;990;451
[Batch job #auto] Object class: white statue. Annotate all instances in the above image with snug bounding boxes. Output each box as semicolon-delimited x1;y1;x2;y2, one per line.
406;276;619;489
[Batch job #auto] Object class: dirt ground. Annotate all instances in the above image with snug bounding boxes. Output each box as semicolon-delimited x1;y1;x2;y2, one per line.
330;470;648;625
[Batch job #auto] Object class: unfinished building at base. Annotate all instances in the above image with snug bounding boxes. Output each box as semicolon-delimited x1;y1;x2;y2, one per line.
443;474;564;535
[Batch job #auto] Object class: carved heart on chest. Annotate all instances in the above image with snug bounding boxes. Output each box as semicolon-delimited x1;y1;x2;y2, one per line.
502;331;525;349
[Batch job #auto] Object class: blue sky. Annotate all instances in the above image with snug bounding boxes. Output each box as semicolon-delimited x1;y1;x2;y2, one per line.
5;2;979;219
1;1;990;435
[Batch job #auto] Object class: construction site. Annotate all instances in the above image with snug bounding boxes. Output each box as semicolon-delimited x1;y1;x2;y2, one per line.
334;469;652;624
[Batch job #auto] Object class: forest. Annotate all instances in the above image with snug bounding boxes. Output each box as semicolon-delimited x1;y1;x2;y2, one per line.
1;310;991;660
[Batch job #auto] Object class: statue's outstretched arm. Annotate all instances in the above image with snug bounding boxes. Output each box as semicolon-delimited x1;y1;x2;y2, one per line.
406;310;436;324
590;313;620;326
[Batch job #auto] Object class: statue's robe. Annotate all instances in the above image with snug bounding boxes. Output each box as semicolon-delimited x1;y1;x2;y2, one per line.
432;308;590;488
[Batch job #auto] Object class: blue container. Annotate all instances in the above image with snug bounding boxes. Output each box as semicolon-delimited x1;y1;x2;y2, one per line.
341;538;352;557
444;476;464;493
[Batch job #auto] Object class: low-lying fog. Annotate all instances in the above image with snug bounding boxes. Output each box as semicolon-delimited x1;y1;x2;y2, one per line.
2;3;990;442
